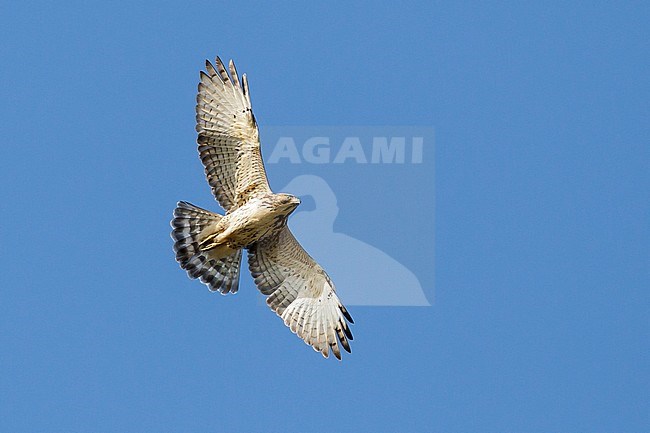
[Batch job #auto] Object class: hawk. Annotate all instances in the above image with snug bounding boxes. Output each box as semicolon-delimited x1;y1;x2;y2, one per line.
170;56;353;359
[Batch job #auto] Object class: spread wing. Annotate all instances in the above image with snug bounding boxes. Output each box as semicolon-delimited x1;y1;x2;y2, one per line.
248;227;354;359
196;57;271;213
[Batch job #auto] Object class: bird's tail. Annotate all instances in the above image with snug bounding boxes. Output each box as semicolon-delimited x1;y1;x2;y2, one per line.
171;201;242;294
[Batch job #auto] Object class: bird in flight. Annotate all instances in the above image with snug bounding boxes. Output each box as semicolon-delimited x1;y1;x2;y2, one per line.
171;56;353;359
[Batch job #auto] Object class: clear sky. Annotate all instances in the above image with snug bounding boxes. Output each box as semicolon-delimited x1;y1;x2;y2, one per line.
1;1;648;432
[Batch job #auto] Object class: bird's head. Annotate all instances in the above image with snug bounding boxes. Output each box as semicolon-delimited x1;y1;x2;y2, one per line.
277;193;301;213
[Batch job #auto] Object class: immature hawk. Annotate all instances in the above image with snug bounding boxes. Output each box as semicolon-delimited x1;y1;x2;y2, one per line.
171;57;353;359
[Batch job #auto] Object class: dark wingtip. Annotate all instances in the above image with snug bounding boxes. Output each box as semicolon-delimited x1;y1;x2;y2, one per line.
340;336;351;353
342;306;354;324
343;324;353;340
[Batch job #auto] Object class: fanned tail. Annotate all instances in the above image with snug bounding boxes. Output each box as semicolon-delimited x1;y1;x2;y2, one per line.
170;201;242;294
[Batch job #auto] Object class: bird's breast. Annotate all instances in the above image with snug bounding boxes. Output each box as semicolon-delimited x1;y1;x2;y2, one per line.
224;200;289;246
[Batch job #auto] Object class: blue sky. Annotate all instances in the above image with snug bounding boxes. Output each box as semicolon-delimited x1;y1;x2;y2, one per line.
1;1;648;432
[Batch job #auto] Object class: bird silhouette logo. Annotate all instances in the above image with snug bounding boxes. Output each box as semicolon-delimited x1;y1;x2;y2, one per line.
282;175;430;306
